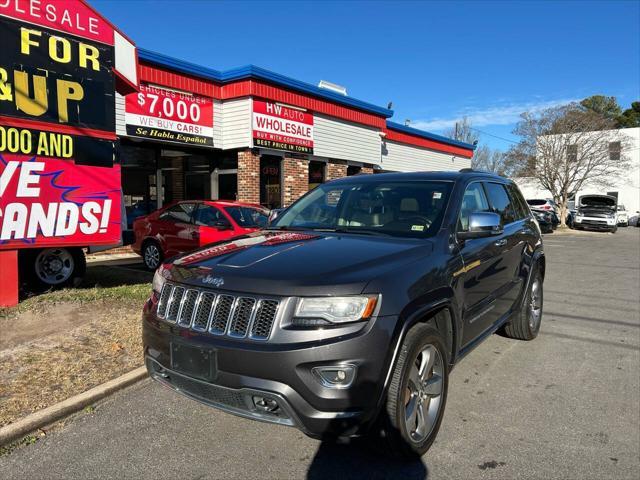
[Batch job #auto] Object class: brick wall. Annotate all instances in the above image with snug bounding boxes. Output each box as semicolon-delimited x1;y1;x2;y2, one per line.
237;150;260;204
282;157;309;206
360;166;374;174
326;162;347;180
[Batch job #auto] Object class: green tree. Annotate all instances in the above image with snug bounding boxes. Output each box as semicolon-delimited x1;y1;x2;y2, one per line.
580;95;622;120
617;101;640;128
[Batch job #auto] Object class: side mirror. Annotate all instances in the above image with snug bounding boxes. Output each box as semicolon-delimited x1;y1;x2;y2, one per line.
268;208;284;226
458;212;503;240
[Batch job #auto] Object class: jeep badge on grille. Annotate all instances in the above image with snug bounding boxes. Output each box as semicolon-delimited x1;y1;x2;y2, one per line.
202;276;225;288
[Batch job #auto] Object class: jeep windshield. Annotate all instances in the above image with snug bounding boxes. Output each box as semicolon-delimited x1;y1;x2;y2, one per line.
271;179;453;238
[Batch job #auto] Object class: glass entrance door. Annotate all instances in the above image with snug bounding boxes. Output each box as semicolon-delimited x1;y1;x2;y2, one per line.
212;169;238;201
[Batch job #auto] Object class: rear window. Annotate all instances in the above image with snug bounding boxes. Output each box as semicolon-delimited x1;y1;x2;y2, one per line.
526;199;547;206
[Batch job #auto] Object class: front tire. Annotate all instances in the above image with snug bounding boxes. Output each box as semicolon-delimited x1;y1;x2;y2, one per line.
505;263;543;340
142;240;163;271
374;324;449;458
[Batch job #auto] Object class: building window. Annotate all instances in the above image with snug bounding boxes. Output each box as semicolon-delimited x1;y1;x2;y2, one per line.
609;141;621;161
309;161;325;190
347;165;362;176
566;144;578;162
260;155;282;209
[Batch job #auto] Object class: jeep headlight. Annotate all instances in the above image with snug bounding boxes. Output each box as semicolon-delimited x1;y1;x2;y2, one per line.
152;265;168;294
294;296;378;324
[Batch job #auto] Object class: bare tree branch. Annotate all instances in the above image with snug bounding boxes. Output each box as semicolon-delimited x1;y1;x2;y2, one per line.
508;103;632;226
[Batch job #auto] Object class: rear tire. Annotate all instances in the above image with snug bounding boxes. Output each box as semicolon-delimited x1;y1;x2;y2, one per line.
372;323;449;458
20;247;86;292
504;263;543;340
142;240;163;271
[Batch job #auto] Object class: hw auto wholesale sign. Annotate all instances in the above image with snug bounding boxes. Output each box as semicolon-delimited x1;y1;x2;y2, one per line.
125;84;214;147
0;0;126;248
253;100;314;154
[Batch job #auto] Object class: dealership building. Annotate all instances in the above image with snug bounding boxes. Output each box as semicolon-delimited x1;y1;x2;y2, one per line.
117;49;476;225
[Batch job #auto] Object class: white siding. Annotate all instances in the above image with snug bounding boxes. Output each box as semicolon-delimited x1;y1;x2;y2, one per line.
115;92;126;137
220;97;252;149
313;114;381;164
381;140;471;172
213;100;222;147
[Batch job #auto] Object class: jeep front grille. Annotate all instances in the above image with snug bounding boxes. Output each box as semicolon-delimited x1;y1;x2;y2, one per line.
156;283;280;341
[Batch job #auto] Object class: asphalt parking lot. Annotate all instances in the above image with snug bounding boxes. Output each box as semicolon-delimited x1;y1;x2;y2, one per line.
1;228;639;479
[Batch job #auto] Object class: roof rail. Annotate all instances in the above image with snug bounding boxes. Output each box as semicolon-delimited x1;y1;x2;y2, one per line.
459;168;476;173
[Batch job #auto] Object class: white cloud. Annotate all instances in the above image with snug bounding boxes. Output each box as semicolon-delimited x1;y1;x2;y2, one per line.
410;97;580;132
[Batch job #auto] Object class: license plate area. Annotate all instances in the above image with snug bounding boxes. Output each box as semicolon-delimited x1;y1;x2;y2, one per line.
170;343;216;381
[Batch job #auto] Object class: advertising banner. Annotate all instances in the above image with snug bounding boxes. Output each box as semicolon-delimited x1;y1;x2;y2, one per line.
125;84;214;147
0;2;122;249
0;154;121;248
252;100;314;154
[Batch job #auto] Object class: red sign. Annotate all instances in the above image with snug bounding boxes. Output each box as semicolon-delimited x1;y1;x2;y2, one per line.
252;100;314;154
0;1;125;251
0;154;121;247
125;84;214;147
0;0;114;45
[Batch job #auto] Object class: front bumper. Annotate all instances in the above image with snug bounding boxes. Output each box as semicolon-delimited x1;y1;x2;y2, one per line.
574;216;617;231
142;305;398;438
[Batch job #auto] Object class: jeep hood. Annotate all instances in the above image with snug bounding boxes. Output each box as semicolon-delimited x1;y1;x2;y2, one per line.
163;230;433;296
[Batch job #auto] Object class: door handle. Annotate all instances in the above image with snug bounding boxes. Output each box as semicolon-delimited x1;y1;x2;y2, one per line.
494;239;507;247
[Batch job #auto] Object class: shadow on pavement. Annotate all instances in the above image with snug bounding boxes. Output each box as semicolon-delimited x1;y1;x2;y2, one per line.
307;438;428;480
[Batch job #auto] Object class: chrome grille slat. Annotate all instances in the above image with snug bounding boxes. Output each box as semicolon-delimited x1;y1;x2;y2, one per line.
210;295;235;335
251;300;279;339
165;286;185;322
177;289;199;327
157;284;173;318
192;292;216;331
156;282;279;341
229;298;257;337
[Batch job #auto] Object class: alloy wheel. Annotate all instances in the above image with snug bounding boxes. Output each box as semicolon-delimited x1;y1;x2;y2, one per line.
144;244;160;270
404;344;444;443
528;278;543;330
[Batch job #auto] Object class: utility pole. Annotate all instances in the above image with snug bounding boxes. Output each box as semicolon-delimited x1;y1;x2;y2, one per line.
454;122;459;140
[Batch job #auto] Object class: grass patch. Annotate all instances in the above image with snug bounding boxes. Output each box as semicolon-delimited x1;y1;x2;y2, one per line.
0;434;40;457
0;262;151;427
0;265;152;318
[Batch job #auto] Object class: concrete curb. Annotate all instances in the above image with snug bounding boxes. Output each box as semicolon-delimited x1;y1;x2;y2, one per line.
0;366;148;447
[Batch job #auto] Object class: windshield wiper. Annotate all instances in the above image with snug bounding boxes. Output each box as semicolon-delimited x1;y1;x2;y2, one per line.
313;227;392;237
267;225;321;232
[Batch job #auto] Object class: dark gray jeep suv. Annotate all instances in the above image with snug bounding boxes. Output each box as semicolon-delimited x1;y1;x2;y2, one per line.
142;170;545;456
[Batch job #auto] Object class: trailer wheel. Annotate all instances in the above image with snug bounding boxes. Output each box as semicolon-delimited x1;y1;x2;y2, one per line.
21;248;86;292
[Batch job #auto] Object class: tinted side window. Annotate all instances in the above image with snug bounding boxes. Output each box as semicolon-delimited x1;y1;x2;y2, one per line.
485;182;516;225
506;184;530;220
459;182;490;231
194;205;229;227
159;203;196;223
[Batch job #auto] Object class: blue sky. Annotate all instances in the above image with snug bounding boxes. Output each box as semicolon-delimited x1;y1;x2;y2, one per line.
94;0;640;151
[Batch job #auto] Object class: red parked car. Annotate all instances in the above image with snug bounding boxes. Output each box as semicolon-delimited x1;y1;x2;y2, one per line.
133;200;270;270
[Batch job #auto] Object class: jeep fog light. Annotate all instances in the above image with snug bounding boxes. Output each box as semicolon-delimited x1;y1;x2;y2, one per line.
312;365;357;388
